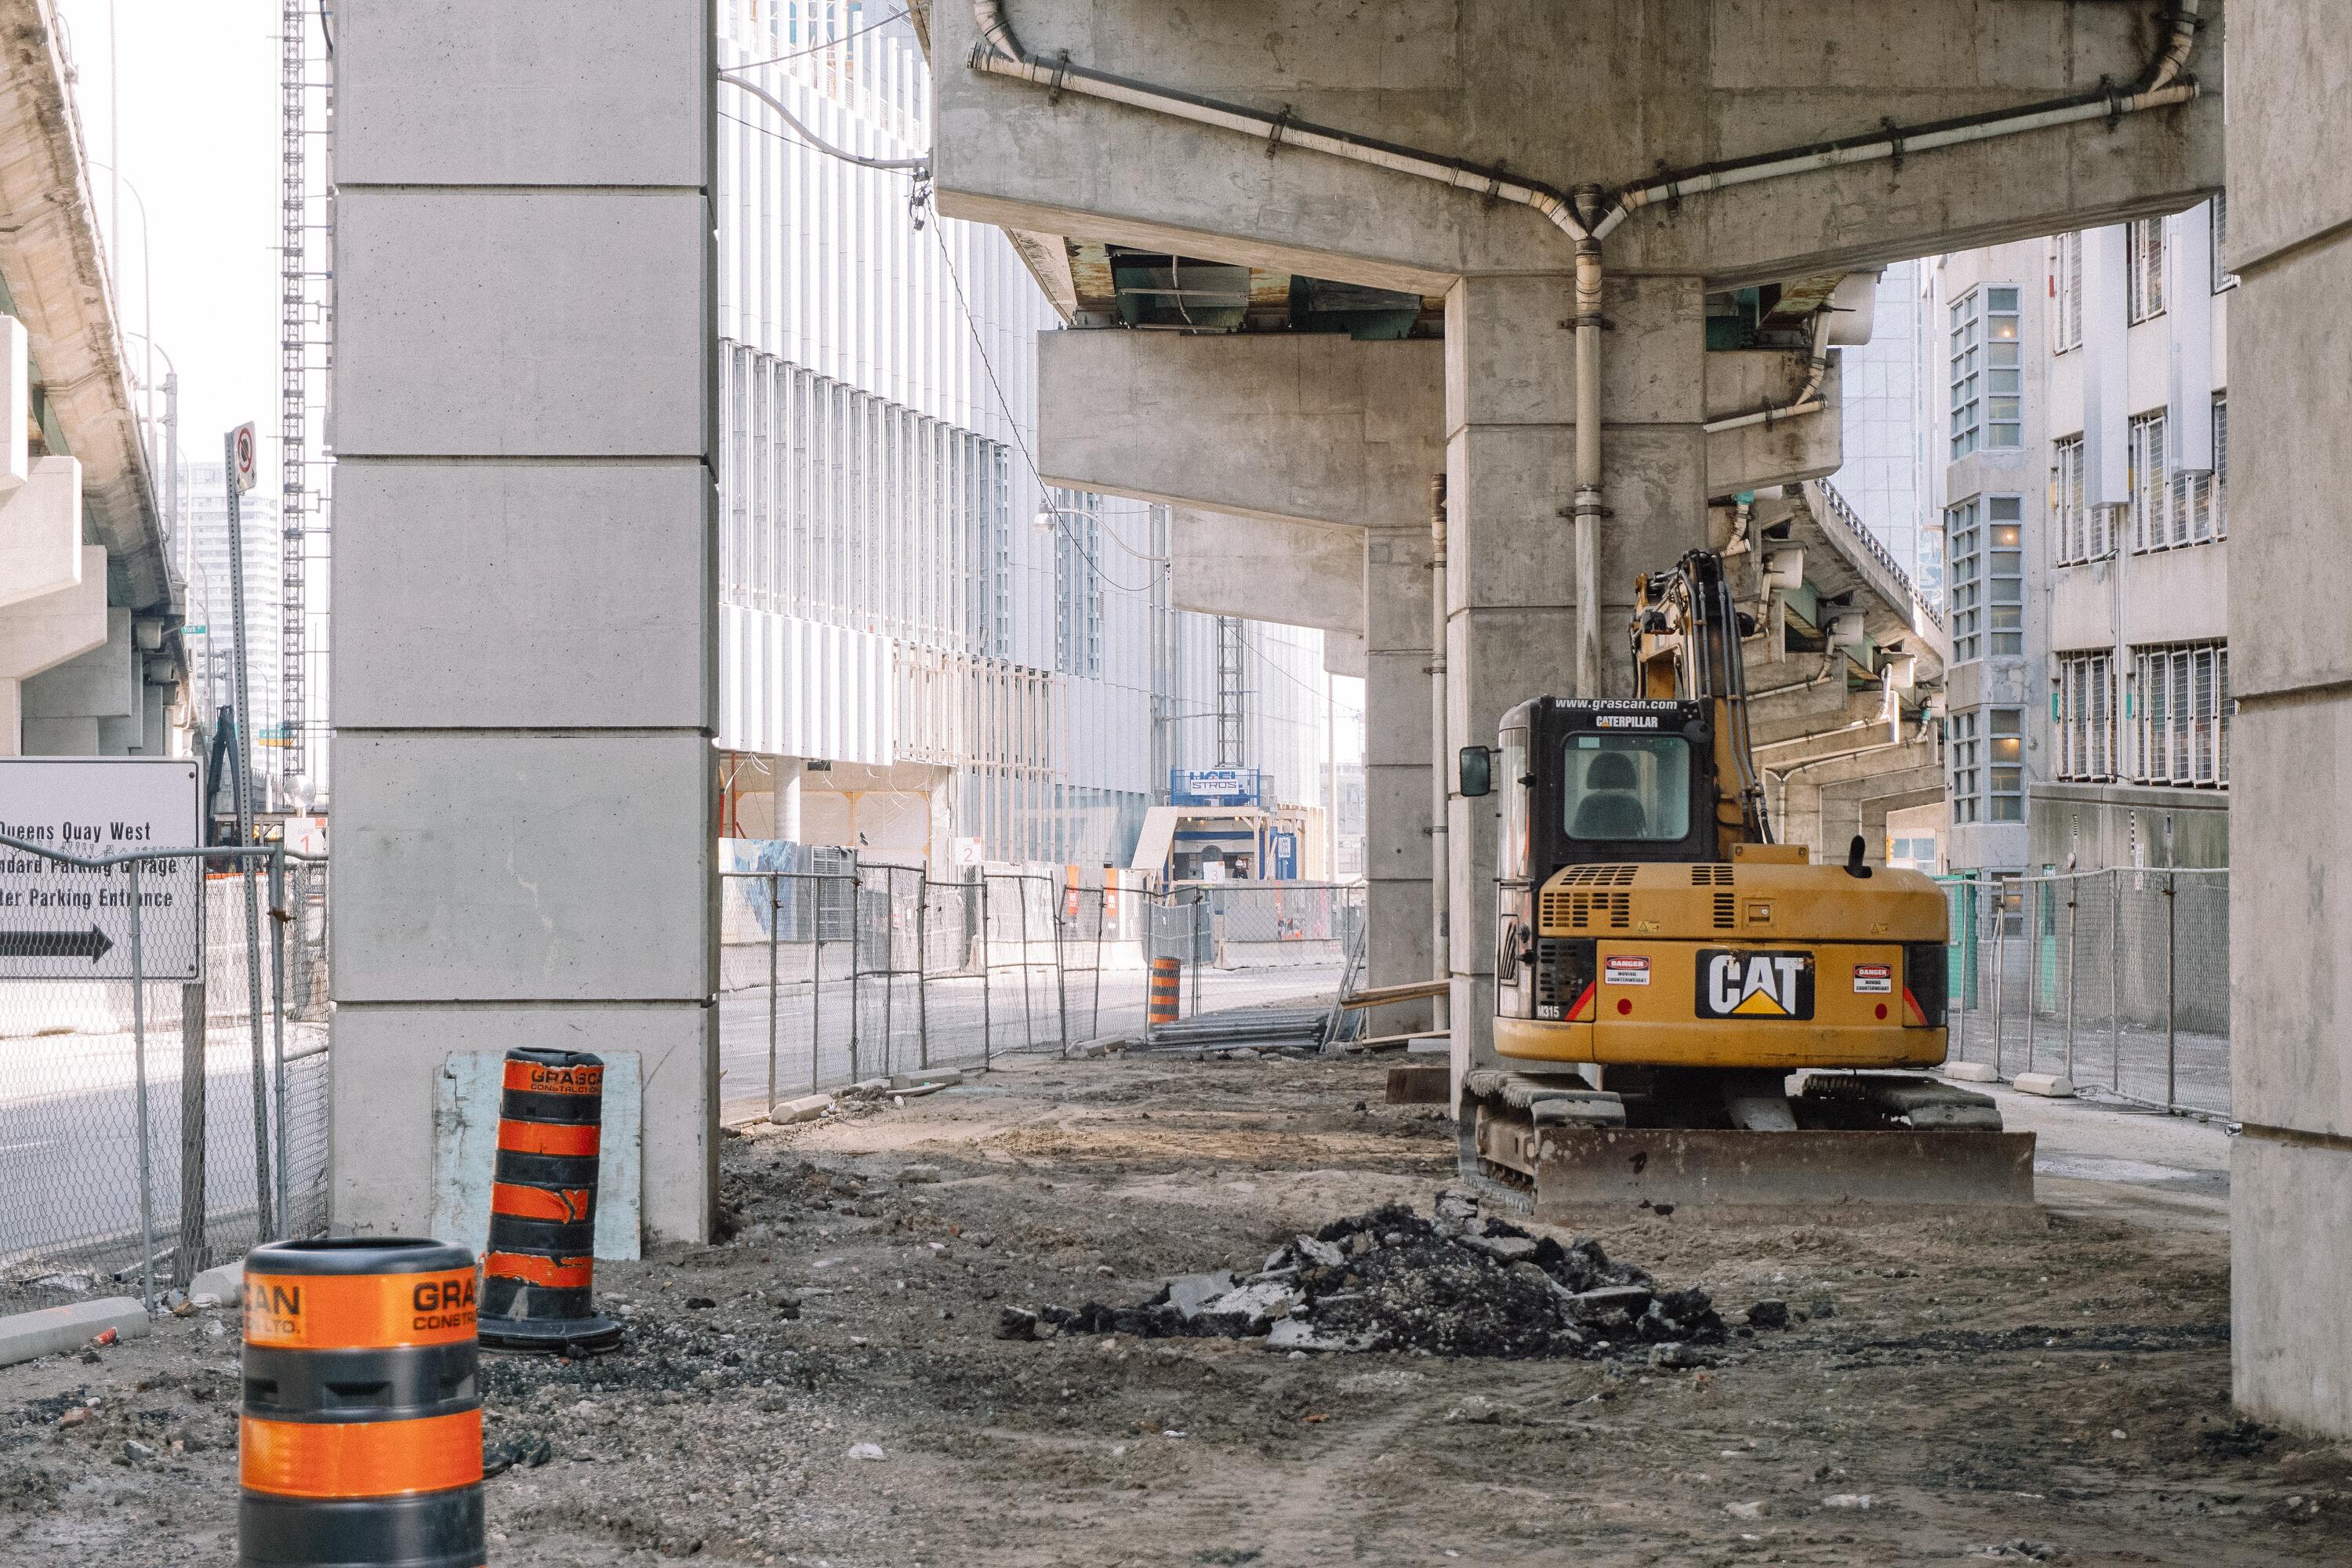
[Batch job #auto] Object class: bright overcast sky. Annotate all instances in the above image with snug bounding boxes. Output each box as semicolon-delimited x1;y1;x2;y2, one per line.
55;0;284;470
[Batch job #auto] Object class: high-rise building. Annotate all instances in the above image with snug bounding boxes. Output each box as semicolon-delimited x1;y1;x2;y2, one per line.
1830;260;1929;588
711;2;1351;868
1924;201;2231;881
180;460;283;757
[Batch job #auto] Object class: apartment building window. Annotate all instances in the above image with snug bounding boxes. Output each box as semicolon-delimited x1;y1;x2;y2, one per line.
2049;233;2083;352
2180;395;2228;543
1948;285;2021;459
1950;710;1980;824
1988;709;2024;821
2129;411;2176;551
1051;488;1105;678
2127;216;2166;322
2134;642;2230;787
2211;193;2236;291
2055;652;2115;781
2049;434;2111;564
1986;497;2024;655
1948;498;1981;661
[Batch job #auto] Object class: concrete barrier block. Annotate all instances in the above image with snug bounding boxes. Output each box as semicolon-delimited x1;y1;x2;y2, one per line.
1943;1061;2000;1083
890;1070;962;1091
187;1258;245;1307
1386;1063;1451;1105
2013;1073;2078;1098
771;1094;832;1123
0;1298;149;1370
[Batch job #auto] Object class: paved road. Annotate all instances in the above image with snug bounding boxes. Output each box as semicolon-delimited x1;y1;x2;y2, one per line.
716;959;1345;1123
0;1023;328;1283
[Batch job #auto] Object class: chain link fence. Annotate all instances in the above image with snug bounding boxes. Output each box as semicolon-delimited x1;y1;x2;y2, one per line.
717;859;1363;1123
0;840;332;1315
1940;867;2229;1116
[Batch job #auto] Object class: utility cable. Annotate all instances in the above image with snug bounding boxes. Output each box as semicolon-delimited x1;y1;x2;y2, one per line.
925;207;1156;597
719;69;929;172
730;8;909;70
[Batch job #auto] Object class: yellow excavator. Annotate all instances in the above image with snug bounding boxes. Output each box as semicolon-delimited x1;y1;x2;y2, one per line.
1454;550;2034;1209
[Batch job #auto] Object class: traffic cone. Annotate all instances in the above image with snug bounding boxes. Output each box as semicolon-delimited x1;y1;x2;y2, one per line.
476;1048;622;1353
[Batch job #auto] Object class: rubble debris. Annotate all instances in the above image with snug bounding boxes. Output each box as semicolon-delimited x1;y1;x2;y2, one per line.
846;1443;887;1461
1747;1298;1791;1330
1018;1193;1728;1360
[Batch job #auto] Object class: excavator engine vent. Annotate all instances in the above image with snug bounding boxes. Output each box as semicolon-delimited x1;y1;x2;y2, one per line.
1713;892;1737;929
1544;891;1632;931
1690;864;1735;885
1560;864;1639;887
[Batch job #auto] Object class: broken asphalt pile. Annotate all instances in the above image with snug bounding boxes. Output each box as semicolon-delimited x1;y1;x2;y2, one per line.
1000;1187;1755;1359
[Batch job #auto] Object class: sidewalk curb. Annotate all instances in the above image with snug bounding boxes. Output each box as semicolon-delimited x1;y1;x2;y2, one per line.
0;1298;151;1370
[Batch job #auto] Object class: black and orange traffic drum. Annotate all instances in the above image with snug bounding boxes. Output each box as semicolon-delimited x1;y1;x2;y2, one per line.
477;1047;622;1353
238;1237;485;1568
1149;955;1182;1026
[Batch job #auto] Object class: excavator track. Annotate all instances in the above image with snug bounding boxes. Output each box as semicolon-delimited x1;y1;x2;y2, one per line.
1458;1069;2037;1212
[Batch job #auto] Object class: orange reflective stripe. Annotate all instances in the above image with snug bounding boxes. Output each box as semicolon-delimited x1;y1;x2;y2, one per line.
1902;987;1930;1027
241;1410;483;1499
243;1270;478;1351
502;1059;604;1097
490;1182;593;1224
495;1120;600;1157
482;1251;594;1290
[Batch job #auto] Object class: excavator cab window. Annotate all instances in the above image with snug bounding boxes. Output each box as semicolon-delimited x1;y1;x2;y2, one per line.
1563;734;1692;844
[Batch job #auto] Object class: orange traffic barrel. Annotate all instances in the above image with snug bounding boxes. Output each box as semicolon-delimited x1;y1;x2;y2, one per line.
1149;955;1182;1026
477;1047;622;1354
238;1238;485;1568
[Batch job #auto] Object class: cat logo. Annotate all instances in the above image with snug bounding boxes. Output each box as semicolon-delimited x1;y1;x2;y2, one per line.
1695;949;1815;1020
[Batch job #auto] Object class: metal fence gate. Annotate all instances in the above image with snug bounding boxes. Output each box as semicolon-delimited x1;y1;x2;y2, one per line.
0;840;332;1313
1940;867;2229;1116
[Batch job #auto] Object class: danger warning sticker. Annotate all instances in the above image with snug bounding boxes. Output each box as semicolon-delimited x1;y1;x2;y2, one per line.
1853;964;1893;995
1602;956;1651;987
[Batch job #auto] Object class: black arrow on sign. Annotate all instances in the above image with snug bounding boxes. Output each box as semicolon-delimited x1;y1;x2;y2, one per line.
0;926;114;963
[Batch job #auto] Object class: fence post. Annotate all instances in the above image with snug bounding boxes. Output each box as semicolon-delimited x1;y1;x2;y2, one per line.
1991;881;2008;1080
848;869;862;1083
2022;879;2038;1077
808;876;823;1097
1053;877;1069;1055
268;850;290;1236
2063;878;2079;1085
2110;869;2123;1092
767;875;782;1114
128;857;156;1312
1017;874;1037;1052
175;970;208;1288
1091;886;1105;1041
1190;891;1204;1017
239;847;274;1240
916;874;932;1071
2165;869;2179;1112
1949;879;1969;1065
979;874;995;1071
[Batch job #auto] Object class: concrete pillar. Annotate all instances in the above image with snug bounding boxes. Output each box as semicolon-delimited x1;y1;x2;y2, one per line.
2227;0;2352;1439
1363;521;1434;1030
1443;274;1708;1073
329;3;717;1243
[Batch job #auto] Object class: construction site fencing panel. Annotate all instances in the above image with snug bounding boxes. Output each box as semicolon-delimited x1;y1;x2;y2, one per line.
1940;868;2229;1116
0;843;331;1316
717;864;1365;1121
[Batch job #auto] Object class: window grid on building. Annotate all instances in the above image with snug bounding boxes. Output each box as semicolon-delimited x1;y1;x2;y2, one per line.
1948;498;1981;661
2211;194;2236;291
2049;232;2082;352
2127;217;2166;323
2129;410;2174;552
1950;710;1980;824
2055;652;2115;781
2133;642;2230;788
2177;395;2227;544
1987;708;2024;822
1947;285;2022;459
1986;498;2024;656
2050;434;2110;564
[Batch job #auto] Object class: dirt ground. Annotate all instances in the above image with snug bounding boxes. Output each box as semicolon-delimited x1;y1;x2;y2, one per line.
6;1050;2349;1566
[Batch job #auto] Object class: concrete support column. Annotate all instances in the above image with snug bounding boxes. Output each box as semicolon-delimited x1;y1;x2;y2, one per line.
2228;0;2352;1439
1362;521;1434;1030
329;3;718;1243
1443;274;1708;1073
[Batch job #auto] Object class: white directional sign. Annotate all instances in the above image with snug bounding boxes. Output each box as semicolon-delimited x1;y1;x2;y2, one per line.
0;758;202;980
